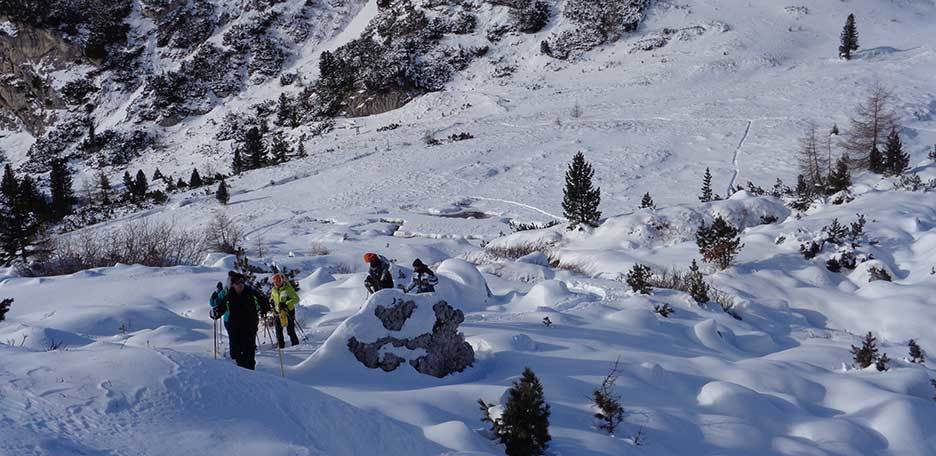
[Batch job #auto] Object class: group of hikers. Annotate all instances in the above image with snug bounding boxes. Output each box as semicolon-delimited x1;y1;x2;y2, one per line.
209;252;439;370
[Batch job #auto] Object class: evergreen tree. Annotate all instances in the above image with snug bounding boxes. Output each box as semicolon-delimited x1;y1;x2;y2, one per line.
626;263;652;295
561;152;601;228
97;171;112;206
687;259;710;304
295;141;308;159
839;14;859;60
0;165;17;203
189;169;204;188
270;131;292;164
827;154;852;194
696;216;743;270
875;353;891;372
868;145;884;174
790;174;814;211
134;169;148;200
639;192;654;209
0;169;45;265
276;93;299;128
699;167;714;202
851;332;879;369
592;361;624;435
18;176;48;222
243;127;266;170
831;124;840;136
48;158;75;220
883;128;910;176
499;368;551;456
152;168;164;181
0;298;11;322
216;180;230;205
122;171;135;202
176;178;187;189
909;339;925;364
232;147;244;175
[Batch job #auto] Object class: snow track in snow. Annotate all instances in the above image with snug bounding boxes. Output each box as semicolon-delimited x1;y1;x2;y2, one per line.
727;120;752;195
468;196;566;221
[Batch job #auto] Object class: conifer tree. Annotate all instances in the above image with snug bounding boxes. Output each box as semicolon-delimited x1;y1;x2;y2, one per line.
0;165;16;203
0;298;10;322
216;180;230;205
868;145;884;174
499;368;551;456
790;174;813;211
189;169;203;188
296;141;308;159
48;158;75;220
839;14;859;60
18;176;48;222
243;127;266;170
827;154;852;194
696;216;743;270
851;332;879;369
687;259;710;304
699;167;714;202
152;168;164;181
626;263;652;295
177;178;188;189
0;169;45;265
232;148;244;175
640;192;654;209
122;171;135;201
97;171;112;206
270;131;292;164
134;170;148;200
883;128;910;176
909;339;925;364
561;152;601;228
276;93;299;128
592;361;624;435
875;353;891;372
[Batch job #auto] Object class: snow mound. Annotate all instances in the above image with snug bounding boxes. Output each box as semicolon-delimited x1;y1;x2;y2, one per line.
299;267;336;290
435;259;492;311
510;279;595;312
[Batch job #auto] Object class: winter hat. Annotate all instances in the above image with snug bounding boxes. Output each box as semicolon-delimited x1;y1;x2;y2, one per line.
363;252;379;264
412;259;426;269
272;273;285;287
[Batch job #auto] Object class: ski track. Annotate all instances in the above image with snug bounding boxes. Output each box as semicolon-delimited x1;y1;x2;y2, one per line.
727;120;753;195
468;196;566;220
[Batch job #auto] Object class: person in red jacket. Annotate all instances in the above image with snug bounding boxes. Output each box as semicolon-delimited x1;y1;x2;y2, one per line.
363;252;394;294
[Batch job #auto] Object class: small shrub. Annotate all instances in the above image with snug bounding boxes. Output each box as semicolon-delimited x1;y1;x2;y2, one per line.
542;316;552;327
875;353;891;372
822;219;849;244
448;132;474;142
653;303;673;318
849;214;866;243
422;131;442;146
639;192;654;209
838;251;857;269
377;123;401;132
760;214;778;224
626;263;652;294
309;242;330;256
909;339;925;363
46;338;66;351
868;266;891;282
696;216;743;270
510;220;560;232
851;332;879;369
800;241;821;260
0;298;12;322
687;260;710;304
592;360;625;434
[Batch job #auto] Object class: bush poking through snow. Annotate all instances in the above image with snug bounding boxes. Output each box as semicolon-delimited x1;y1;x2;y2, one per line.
875;353;891;372
909;339;925;364
480;368;552;455
639;192;654;209
696;216;743;270
653;303;674;318
511;0;550;33
592;360;625;435
851;332;880;369
542;316;552;327
868;266;892;282
0;298;11;322
626;264;652;295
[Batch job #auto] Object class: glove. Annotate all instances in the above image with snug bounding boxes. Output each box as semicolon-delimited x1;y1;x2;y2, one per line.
279;310;288;327
209;307;222;320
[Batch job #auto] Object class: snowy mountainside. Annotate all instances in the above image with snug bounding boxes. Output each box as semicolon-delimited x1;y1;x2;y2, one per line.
2;0;936;455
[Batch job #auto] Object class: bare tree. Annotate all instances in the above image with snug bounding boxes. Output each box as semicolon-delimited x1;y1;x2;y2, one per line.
798;122;827;190
841;83;898;168
205;211;244;254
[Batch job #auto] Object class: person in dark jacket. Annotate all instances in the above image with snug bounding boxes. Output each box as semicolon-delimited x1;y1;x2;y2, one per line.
212;271;268;370
209;282;232;357
363;252;394;294
404;259;438;294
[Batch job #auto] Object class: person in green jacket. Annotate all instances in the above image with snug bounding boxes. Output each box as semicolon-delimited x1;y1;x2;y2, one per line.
270;273;300;348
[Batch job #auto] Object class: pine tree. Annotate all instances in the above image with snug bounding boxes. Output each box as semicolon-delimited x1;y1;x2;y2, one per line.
790;174;814;211
868;145;884;174
909;339;925;364
851;332;879;369
270;131;292;164
122;171;135;202
687;259;710;304
243;127;266;170
232;147;244;175
839;14;859;60
699;167;714;202
561;152;601;228
883;128;910;176
134;169;148;200
18;176;48;222
216;180;230;205
152;168;164;181
499;368;551;456
276;93;299;128
189;169;203;188
696;216;743;270
0;165;17;203
640;192;654;209
0;298;11;322
48;158;75;220
97;171;112;206
295;141;308;159
875;353;891;372
592;361;624;435
626;263;652;295
827;154;852;194
0;169;45;265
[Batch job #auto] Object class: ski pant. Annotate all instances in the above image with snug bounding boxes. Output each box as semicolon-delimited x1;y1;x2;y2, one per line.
224;320;232;358
228;321;257;370
275;309;300;349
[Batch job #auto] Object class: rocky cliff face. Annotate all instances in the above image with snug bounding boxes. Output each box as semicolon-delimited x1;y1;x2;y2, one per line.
0;21;86;135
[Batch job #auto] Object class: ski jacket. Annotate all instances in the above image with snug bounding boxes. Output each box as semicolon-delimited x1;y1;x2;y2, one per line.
405;269;438;294
366;256;394;291
271;281;300;313
209;288;230;322
217;285;268;331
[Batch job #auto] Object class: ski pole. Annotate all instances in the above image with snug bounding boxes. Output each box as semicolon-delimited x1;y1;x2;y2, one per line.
213;319;218;359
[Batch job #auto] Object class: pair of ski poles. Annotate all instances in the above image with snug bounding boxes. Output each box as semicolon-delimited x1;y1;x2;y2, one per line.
259;314;286;378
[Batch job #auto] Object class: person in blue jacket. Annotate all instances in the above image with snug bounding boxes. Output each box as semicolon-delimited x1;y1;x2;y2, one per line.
209;282;231;357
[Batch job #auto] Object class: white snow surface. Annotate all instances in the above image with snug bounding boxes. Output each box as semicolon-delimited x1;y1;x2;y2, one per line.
3;0;936;454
